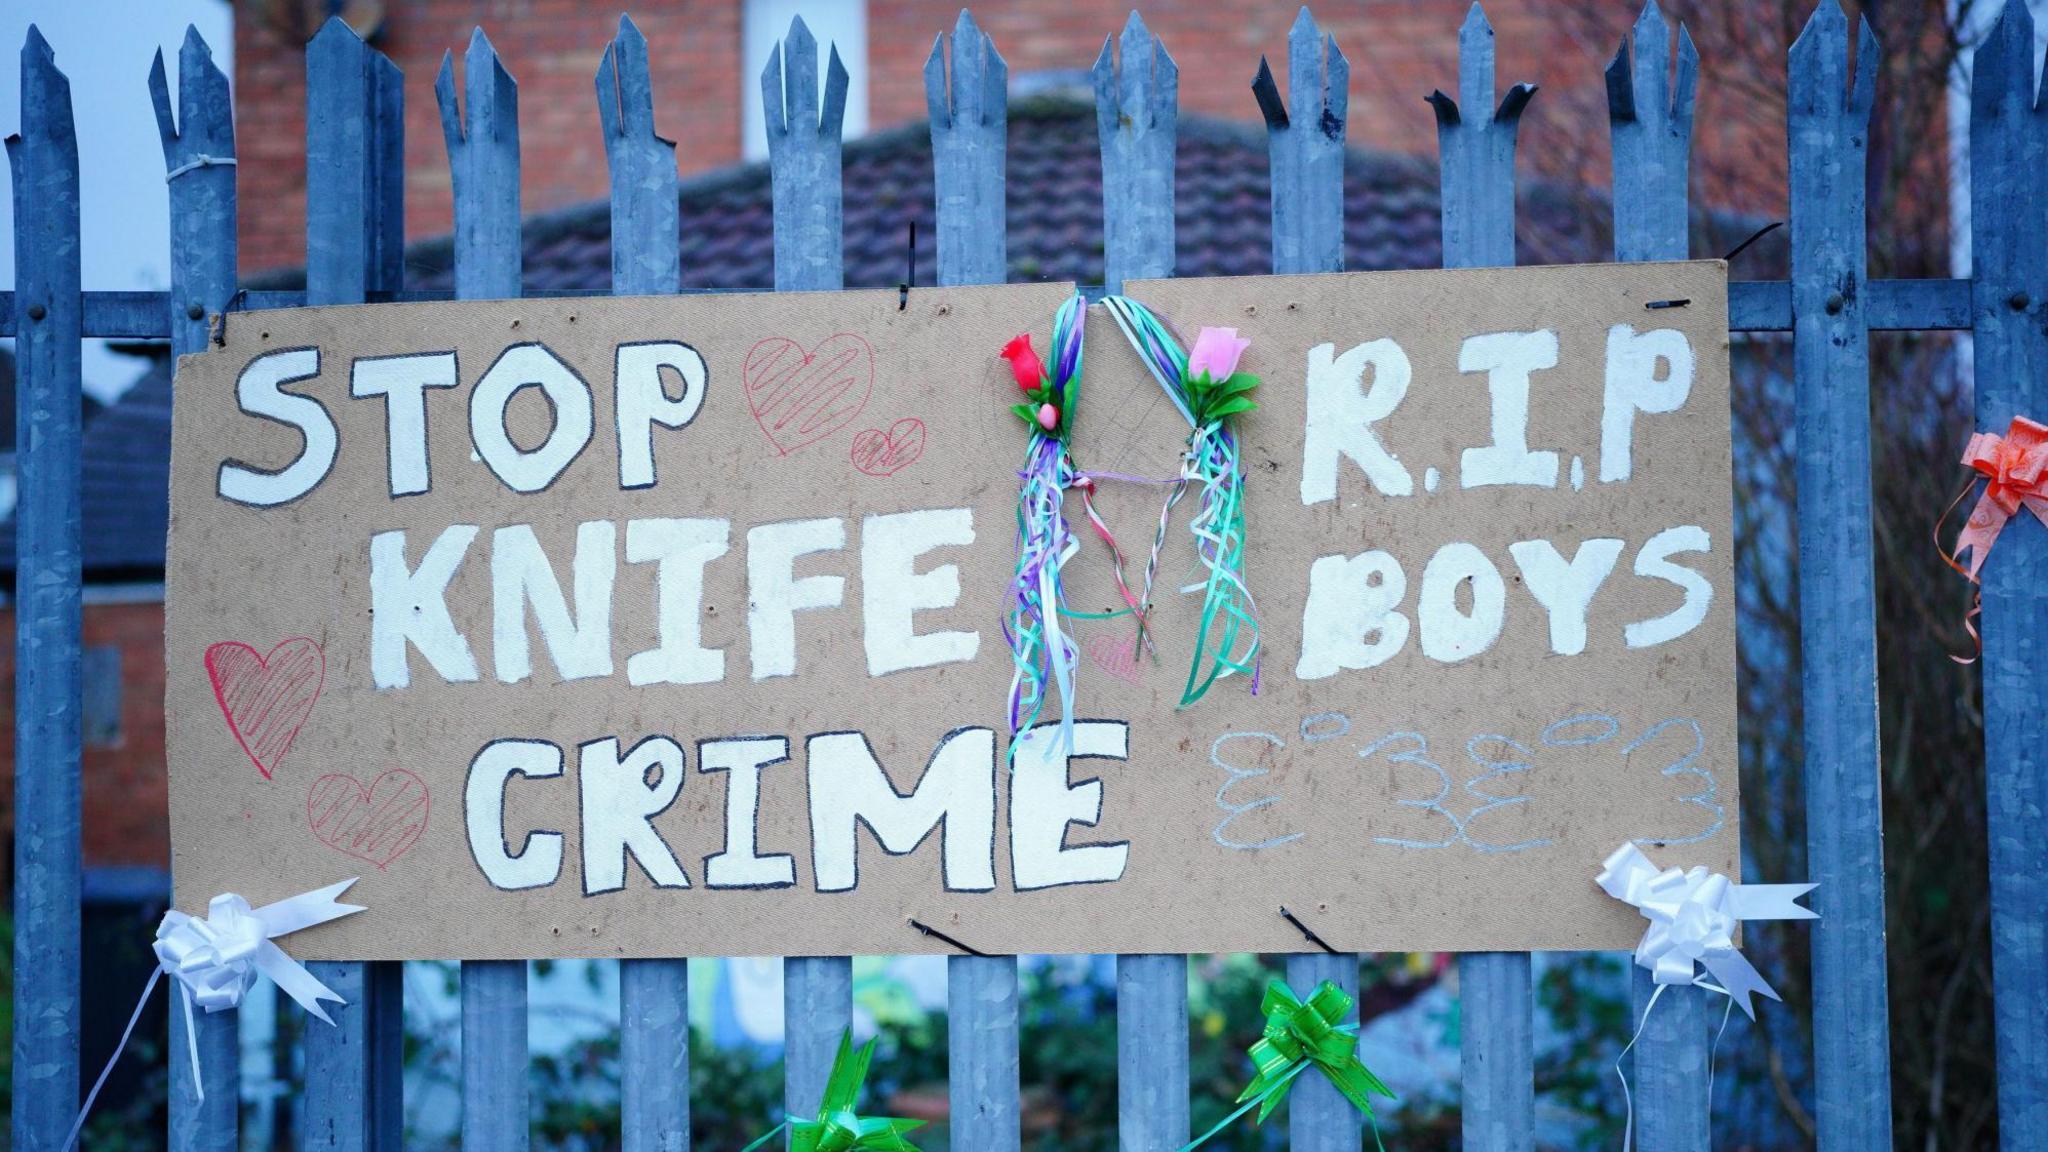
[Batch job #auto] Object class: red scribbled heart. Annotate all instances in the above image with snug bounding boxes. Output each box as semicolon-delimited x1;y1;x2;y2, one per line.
1084;632;1146;687
306;769;430;870
743;333;875;454
849;418;927;477
205;638;325;780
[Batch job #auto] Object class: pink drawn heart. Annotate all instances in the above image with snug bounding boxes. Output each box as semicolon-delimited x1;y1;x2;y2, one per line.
306;769;430;870
205;638;325;780
849;417;927;477
743;332;875;454
1084;632;1146;687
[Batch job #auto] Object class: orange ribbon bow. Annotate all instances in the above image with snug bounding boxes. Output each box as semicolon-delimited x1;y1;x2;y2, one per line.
1938;415;2048;662
1946;415;2048;581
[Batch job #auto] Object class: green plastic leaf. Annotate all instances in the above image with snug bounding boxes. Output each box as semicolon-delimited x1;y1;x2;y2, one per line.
1205;396;1259;419
821;1032;871;1115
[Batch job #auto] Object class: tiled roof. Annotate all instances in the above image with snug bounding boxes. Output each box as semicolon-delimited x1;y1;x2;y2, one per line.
391;96;1618;294
12;97;1762;580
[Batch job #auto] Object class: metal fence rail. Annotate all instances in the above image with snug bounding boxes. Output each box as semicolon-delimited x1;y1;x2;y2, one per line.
9;2;2045;1150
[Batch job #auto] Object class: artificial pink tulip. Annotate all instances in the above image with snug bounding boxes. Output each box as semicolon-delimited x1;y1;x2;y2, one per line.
1187;326;1251;381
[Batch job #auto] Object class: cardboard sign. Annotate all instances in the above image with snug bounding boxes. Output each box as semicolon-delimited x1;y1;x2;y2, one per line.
166;263;1735;960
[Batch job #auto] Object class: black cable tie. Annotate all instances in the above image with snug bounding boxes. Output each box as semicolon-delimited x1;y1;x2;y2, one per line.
909;917;991;957
1645;298;1691;310
898;218;917;311
1279;906;1340;955
1721;220;1783;265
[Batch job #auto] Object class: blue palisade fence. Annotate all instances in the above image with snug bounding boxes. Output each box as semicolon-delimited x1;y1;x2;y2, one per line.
4;1;2041;1149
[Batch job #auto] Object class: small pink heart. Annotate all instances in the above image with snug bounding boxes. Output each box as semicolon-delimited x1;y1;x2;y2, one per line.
850;417;927;477
306;769;430;870
1084;632;1146;687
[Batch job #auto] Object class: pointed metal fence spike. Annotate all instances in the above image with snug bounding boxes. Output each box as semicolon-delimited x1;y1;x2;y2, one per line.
1495;81;1535;124
1790;2;1890;1146
149;49;178;152
1253;57;1288;128
11;29;84;1150
1458;3;1496;120
1607;3;1710;1141
1437;8;1537;1146
1673;26;1699;126
1096;13;1176;289
761;42;787;139
1428;88;1461;126
923;35;950;128
435;50;463;147
1971;4;2048;1149
1263;8;1345;277
1607;40;1636;123
822;46;850;136
598;16;689;1147
928;15;1018;1144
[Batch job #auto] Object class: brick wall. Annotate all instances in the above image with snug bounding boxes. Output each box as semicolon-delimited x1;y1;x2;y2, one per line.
869;0;1789;216
0;599;172;877
235;1;1788;277
237;0;745;274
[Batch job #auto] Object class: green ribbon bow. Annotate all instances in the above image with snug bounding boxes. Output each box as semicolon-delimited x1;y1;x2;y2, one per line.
1181;979;1395;1152
740;1030;924;1152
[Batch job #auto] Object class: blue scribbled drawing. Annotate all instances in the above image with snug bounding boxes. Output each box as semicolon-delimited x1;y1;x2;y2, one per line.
1209;732;1304;851
1363;732;1467;849
1541;713;1620;747
1460;735;1552;853
1623;717;1724;847
1299;711;1351;744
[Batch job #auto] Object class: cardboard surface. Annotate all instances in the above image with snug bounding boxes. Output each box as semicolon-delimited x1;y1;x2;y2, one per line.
165;265;1736;960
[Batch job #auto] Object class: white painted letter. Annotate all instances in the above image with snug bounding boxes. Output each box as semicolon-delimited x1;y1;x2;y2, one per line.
465;739;564;891
616;342;708;489
806;728;997;893
1601;326;1695;482
470;343;594;493
1301;339;1413;504
1626;526;1713;648
700;736;797;888
747;518;846;680
1418;541;1507;663
625;518;729;686
1459;330;1560;488
1009;721;1130;890
369;526;481;689
1295;551;1409;679
577;735;689;894
219;347;337;506
492;521;617;684
352;351;457;497
1509;538;1624;655
861;508;979;676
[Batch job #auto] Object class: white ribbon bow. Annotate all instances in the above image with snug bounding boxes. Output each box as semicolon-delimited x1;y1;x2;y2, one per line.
1597;843;1816;1019
1599;844;1816;1151
65;879;364;1152
155;878;363;1025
